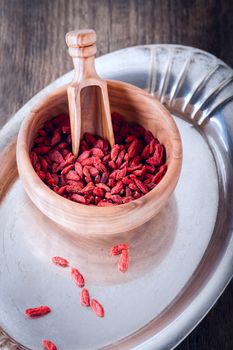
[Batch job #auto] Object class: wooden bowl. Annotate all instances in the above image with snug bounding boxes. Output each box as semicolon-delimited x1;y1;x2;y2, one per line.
16;80;182;237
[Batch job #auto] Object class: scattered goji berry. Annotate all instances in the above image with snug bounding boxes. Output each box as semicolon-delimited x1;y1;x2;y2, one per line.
111;244;128;256
25;306;51;318
42;339;57;350
71;267;85;288
52;256;69;267
90;299;104;317
80;288;90;307
118;249;129;273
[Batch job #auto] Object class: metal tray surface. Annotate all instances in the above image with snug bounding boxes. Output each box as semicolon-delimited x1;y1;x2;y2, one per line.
0;45;233;350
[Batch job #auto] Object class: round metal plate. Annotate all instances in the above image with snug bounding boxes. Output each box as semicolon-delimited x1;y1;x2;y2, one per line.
0;45;233;350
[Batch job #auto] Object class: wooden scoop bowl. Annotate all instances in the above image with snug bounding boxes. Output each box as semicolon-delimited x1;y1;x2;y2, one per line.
65;29;115;156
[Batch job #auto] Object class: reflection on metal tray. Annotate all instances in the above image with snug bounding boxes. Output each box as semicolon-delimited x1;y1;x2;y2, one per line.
0;45;233;350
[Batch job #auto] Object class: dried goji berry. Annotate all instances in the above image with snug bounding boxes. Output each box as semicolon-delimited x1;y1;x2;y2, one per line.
64;152;75;164
38;128;47;136
110;144;121;161
40;157;49;172
84;175;92;183
99;172;108;184
122;196;134;203
80;139;89;151
125;135;136;143
58;142;69;149
51;130;61;146
81;182;95;194
77;150;91;163
122;176;131;185
102;154;111;162
45;172;57;186
49;150;64;164
75;162;83;178
107;194;122;204
93;187;105;197
102;139;109;153
61;164;74;175
34;136;46;144
25;306;51;318
61;149;70;158
144;130;154;144
92;148;104;158
62;125;71;134
147;182;156;190
116;166;127;181
66;184;83;193
71;267;85;288
66;170;80;181
57;186;67;195
125;187;132;197
34;146;51;155
95;174;101;184
111;244;128;255
89;166;99;177
152;164;167;184
109;169;117;180
128;182;137;191
81;156;100;166
42;339;57;350
90;299;104;317
83;166;90;178
141;144;150;159
44;120;54;132
34;161;41;172
118;249;129;272
96;183;110;192
95;162;107;173
95;139;104;150
128;139;138;159
107;178;116;188
111;181;123;195
30;151;39;166
80;288;90;307
108;160;117;170
70;194;86;204
134;178;148;194
37;170;45;181
115;150;125;168
52;256;69;267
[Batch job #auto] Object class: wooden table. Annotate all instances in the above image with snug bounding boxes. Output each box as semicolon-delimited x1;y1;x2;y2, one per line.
0;1;233;349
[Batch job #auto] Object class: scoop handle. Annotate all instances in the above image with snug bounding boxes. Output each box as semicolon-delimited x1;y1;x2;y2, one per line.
65;29;98;82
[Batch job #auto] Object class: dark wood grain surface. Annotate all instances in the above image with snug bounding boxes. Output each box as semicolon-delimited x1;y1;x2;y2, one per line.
0;0;233;349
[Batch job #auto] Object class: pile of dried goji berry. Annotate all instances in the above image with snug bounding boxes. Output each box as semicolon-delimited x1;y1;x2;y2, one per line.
30;112;167;205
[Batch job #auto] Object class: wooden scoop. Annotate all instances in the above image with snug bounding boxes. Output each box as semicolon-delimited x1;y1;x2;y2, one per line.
65;29;115;156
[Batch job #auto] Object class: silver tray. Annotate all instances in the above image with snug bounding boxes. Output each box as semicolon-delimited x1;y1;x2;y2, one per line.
0;45;233;350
